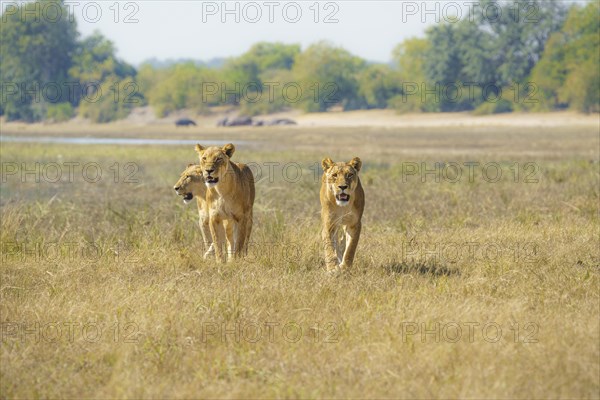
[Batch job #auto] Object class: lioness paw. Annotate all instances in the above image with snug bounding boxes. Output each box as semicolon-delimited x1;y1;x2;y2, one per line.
338;262;350;270
203;244;215;260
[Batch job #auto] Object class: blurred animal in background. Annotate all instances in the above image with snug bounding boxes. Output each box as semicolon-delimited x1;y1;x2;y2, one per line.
217;116;297;127
175;118;197;127
217;116;253;127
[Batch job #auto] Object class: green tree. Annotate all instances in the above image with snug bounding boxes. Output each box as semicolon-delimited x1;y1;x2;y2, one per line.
0;0;79;121
239;42;300;72
422;0;567;112
145;63;219;117
357;64;403;109
70;32;135;83
46;102;74;122
221;42;300;106
77;75;140;123
423;22;478;111
239;69;296;116
473;0;567;86
292;41;366;112
532;2;599;112
136;64;166;103
69;31;138;122
390;37;438;112
69;32;135;98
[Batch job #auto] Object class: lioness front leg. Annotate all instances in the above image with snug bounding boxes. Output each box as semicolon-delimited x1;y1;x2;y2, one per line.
244;212;253;255
336;227;346;264
225;220;235;262
234;215;248;258
199;215;214;259
339;222;361;270
322;223;339;271
210;217;227;263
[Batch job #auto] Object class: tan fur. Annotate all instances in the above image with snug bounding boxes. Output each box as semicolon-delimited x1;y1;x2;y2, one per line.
173;164;215;259
320;157;365;272
195;143;255;262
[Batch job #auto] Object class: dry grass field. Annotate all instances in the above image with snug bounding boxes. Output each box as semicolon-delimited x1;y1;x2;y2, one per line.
1;115;599;398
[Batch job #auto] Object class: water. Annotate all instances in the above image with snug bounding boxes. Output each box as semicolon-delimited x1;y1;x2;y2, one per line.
0;136;247;146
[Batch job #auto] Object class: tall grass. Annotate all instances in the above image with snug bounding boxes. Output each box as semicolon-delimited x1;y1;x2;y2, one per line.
1;125;598;398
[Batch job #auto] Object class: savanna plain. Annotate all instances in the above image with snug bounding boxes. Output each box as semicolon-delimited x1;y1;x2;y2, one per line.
1;117;599;398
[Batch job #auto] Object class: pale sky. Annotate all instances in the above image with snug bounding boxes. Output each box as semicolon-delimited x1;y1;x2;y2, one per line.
73;1;434;65
2;0;585;66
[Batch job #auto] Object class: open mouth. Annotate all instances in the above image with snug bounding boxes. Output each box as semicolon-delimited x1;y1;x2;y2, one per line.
205;176;219;186
336;193;350;202
182;193;193;204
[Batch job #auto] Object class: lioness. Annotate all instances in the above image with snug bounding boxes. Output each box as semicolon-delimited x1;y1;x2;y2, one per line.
173;164;214;259
195;143;255;262
320;157;365;272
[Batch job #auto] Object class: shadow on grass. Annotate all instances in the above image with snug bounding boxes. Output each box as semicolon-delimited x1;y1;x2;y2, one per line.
384;262;460;277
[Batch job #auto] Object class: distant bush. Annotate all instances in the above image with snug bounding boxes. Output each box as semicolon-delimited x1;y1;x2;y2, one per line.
46;103;74;122
389;94;441;114
144;63;218;117
237;69;296;116
472;98;513;115
78;76;140;123
357;65;403;109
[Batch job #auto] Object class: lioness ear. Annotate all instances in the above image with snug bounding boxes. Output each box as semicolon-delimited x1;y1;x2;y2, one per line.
195;144;206;155
348;157;362;172
321;157;334;171
222;143;235;158
187;163;195;168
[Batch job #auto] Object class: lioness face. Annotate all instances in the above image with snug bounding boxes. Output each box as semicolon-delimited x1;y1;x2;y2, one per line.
322;157;362;207
195;143;235;188
173;164;205;204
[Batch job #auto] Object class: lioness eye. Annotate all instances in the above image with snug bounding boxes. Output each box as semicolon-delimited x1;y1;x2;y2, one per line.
331;173;337;178
202;157;206;161
216;157;222;162
348;174;353;178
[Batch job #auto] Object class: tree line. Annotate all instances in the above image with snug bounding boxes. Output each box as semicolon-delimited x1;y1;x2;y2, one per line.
1;0;597;123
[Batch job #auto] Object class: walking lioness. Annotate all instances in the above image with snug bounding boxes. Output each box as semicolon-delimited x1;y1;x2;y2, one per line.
195;143;255;262
320;157;365;272
173;164;214;259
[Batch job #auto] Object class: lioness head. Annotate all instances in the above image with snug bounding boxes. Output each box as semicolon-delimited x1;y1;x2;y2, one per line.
173;163;205;204
195;143;235;188
322;157;362;207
